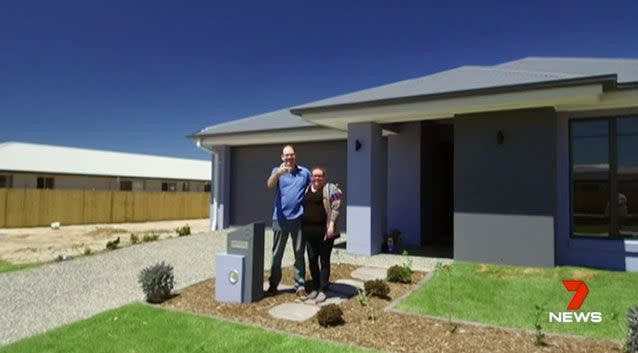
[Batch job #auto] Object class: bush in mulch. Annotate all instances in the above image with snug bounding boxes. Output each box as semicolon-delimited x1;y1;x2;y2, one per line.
317;304;344;327
138;261;175;303
387;264;413;284
364;279;390;299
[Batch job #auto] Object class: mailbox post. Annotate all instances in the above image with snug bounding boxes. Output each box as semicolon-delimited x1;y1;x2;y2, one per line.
215;222;264;303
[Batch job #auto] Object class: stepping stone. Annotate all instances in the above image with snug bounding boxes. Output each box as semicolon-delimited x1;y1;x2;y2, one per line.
334;279;365;290
351;266;387;281
263;283;294;292
314;297;347;307
268;302;319;322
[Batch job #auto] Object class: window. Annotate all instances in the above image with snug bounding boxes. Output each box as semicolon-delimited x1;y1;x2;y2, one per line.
37;177;54;189
571;116;638;238
162;182;177;192
204;183;211;192
0;176;6;188
120;180;133;191
183;182;190;192
618;117;638;237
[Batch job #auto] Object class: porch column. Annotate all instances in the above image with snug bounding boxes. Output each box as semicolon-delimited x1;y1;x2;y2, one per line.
346;122;384;255
212;145;231;230
387;122;421;247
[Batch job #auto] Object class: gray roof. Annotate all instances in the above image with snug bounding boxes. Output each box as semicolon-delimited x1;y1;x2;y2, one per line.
195;57;637;136
496;57;638;85
291;65;601;111
191;108;314;137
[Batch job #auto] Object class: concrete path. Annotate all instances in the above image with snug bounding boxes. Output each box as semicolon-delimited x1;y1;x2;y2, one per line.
0;229;450;347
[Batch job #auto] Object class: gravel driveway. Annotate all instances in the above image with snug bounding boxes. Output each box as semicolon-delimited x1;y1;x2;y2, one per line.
0;228;450;347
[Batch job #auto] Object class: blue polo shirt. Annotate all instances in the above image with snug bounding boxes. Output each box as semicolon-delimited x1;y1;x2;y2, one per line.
271;165;311;221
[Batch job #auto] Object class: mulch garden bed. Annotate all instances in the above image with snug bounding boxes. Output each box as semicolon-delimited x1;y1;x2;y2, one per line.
161;264;621;353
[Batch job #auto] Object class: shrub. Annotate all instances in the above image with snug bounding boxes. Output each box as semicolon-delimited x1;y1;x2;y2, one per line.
387;265;412;284
138;261;174;303
129;233;140;244
105;237;120;250
142;233;160;242
356;289;376;321
83;247;92;256
317;304;344;327
627;306;638;353
176;224;191;237
364;279;390;299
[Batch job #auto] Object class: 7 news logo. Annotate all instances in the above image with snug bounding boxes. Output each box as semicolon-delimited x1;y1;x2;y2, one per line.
548;280;603;323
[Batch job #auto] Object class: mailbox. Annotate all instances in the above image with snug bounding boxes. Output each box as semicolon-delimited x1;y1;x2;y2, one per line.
215;222;264;303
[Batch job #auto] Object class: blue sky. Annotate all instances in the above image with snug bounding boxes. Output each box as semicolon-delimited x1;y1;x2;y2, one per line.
1;0;637;160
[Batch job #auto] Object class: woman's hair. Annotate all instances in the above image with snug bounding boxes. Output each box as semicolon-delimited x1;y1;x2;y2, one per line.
311;166;327;177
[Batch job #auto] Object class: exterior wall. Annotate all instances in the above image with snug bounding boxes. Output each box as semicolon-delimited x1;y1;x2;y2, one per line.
346;122;385;255
0;172;207;192
229;141;347;228
454;108;557;267
51;175;118;190
387;122;421;247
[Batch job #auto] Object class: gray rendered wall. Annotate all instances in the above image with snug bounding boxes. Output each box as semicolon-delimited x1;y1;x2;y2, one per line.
346;122;385;255
387;122;421;247
454;108;556;267
229;141;347;228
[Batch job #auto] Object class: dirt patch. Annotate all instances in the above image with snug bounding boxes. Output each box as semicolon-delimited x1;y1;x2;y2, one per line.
85;227;129;238
570;269;598;280
0;219;209;264
161;264;619;353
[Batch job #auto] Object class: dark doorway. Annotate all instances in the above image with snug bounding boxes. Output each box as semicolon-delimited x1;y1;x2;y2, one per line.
420;120;454;258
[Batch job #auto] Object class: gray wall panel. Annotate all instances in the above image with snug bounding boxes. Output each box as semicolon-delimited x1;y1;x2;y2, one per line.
454;108;556;267
230;141;347;229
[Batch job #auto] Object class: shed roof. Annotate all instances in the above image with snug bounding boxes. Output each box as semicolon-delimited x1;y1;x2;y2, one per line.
0;142;211;181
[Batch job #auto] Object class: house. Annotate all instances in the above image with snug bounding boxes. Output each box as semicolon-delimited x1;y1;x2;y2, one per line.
190;57;638;271
0;142;211;192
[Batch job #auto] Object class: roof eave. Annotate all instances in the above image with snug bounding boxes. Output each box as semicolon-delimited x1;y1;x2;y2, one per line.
290;74;618;116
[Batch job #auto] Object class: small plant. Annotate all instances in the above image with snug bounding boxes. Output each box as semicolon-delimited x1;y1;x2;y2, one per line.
142;233;160;242
357;289;376;321
317;304;344;327
533;303;547;346
176;224;191;237
436;262;457;333
364;279;390;299
387;265;413;284
105;237;120;250
129;233;140;244
83;247;92;256
138;261;175;303
382;228;402;253
627;306;638;353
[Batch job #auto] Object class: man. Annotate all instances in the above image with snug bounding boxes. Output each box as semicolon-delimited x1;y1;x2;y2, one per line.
266;145;311;298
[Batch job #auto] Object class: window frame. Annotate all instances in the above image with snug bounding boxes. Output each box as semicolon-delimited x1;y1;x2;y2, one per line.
569;115;636;239
119;180;133;191
37;176;55;190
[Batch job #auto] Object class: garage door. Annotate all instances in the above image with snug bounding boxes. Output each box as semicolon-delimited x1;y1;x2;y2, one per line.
230;141;347;229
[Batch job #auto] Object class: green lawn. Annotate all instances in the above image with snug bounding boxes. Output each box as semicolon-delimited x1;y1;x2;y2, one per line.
397;261;638;340
0;259;39;274
0;303;379;353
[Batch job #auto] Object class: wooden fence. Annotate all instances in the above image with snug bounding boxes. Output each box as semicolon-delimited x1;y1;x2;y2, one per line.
0;189;210;228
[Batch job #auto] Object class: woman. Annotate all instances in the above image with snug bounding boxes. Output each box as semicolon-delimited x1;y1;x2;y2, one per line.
302;167;342;304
